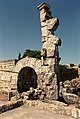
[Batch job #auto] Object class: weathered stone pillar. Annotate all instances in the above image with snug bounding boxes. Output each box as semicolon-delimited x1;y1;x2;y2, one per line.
38;2;61;100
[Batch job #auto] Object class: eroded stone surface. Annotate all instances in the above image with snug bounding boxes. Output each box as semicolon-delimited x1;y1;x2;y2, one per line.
63;93;79;104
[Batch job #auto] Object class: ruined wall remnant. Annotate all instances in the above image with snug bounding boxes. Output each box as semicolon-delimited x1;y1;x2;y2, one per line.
0;57;41;93
0;60;18;92
0;2;61;100
38;2;61;69
59;64;80;104
37;2;61;99
0;2;79;102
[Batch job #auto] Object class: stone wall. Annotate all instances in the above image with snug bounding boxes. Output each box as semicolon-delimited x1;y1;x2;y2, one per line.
0;57;56;98
0;59;18;71
0;58;41;93
0;60;18;92
0;56;59;100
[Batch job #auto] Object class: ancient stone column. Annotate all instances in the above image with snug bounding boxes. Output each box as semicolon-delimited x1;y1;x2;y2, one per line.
38;2;61;100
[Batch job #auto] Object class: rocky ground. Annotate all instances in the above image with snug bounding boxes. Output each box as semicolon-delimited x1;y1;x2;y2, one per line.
0;104;74;119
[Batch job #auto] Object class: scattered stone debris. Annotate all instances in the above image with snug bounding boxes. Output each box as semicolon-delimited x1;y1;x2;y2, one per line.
59;78;80;104
21;87;46;100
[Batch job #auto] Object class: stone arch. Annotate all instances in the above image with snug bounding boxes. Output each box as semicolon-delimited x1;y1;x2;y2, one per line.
17;66;37;93
15;57;41;73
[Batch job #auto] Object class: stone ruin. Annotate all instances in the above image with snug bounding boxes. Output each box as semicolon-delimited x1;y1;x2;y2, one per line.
37;2;61;100
0;2;80;106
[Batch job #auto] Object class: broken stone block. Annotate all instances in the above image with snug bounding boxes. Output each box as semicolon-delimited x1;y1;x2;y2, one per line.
39;94;44;100
37;2;50;11
63;93;79;104
63;80;71;88
41;21;47;27
11;93;21;101
40;11;52;22
47;18;59;31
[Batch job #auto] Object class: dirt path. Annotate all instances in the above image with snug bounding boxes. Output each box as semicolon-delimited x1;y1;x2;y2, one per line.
0;104;74;119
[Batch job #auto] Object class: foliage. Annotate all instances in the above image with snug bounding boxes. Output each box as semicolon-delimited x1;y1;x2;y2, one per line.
22;49;41;59
18;52;21;60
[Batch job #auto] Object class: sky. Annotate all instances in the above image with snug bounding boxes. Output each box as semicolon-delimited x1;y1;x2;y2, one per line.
0;0;80;65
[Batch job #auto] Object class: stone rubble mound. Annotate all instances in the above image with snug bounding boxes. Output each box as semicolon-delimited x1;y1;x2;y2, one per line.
59;78;80;104
10;87;46;101
21;87;46;100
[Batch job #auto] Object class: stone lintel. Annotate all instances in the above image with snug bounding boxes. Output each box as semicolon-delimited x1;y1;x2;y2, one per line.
37;2;50;11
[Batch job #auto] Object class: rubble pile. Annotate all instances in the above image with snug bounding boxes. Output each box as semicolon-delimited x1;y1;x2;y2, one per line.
21;87;46;100
59;78;80;104
63;78;80;95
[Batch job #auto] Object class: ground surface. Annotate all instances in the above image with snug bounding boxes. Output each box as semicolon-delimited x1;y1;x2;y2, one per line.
0;104;74;119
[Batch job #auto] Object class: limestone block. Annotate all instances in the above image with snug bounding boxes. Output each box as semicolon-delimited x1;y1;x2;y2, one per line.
39;8;46;14
42;39;56;49
71;107;79;118
35;60;41;72
41;26;47;36
48;65;55;73
41;21;47;27
41;66;49;73
46;85;58;100
4;82;10;88
1;74;5;81
37;2;50;11
48;35;61;46
63;80;71;88
41;48;47;57
40;11;52;22
40;12;46;22
0;75;2;80
47;49;55;57
77;109;80;118
3;76;11;82
40;9;52;18
11;79;16;85
63;93;79;104
42;37;47;42
11;84;17;91
44;59;55;71
47;18;59;31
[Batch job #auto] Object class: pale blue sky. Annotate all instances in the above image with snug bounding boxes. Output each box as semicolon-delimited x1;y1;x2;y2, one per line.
0;0;80;65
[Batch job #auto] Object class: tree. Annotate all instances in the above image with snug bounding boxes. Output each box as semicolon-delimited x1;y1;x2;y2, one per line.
18;52;21;60
22;49;41;59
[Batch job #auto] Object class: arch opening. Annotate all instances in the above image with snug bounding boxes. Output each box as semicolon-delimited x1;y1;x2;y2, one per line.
17;67;37;93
